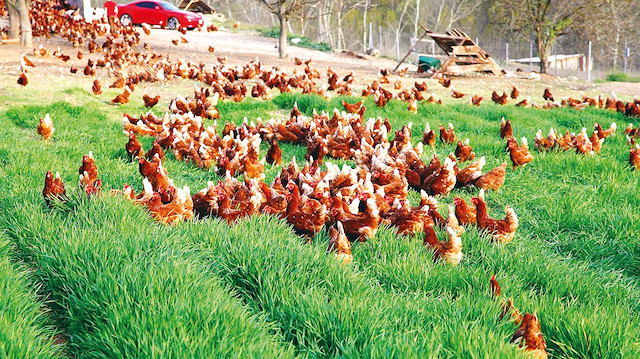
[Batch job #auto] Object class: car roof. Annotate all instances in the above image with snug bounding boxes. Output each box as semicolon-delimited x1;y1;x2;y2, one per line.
123;0;160;5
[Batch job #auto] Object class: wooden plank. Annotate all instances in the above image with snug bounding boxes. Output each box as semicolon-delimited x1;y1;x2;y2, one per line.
427;33;467;41
486;57;505;75
451;29;468;38
452;45;482;54
436;57;457;76
443;63;500;74
450;29;463;37
434;41;454;54
183;0;195;10
451;52;487;58
451;56;490;64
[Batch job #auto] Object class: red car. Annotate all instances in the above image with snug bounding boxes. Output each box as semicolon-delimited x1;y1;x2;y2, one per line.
109;1;204;30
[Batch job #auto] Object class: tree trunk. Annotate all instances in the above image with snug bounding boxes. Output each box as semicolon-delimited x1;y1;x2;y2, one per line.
609;0;620;70
612;27;620;70
538;41;550;74
277;11;288;59
395;29;400;60
325;2;333;47
435;0;445;32
395;0;411;61
536;29;549;73
362;0;369;52
287;20;293;34
414;0;420;40
337;10;343;50
16;0;32;48
317;6;323;43
324;6;334;48
6;1;20;40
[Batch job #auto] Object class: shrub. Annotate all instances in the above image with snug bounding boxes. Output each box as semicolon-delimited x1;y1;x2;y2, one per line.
259;27;333;52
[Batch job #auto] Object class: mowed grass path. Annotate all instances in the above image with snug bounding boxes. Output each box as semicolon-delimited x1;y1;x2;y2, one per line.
0;79;639;358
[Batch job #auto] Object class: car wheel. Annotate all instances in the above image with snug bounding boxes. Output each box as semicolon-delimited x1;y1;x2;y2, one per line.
119;14;132;26
167;17;179;30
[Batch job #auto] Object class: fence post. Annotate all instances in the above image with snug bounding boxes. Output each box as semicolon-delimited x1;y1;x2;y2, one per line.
529;41;533;72
554;43;558;76
624;39;628;73
505;42;509;65
369;22;373;50
587;41;592;82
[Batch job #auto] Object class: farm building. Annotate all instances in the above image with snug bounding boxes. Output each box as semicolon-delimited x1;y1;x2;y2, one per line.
510;54;591;71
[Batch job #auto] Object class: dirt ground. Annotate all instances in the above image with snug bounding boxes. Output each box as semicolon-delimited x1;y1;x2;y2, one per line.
1;17;639;103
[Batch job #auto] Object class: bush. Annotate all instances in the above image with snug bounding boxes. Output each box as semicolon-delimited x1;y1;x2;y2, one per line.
259;27;333;52
605;72;640;83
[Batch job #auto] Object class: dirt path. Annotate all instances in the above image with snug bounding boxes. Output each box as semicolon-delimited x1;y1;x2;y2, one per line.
1;17;638;101
143;26;404;77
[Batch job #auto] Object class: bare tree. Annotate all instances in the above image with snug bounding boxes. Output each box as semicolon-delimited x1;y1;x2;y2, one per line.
490;0;597;73
413;0;419;39
361;0;369;51
5;0;32;47
440;0;486;30
393;0;411;60
257;0;324;58
573;0;639;70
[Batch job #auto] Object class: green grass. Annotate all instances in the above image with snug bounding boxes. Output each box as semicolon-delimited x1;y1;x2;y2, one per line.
0;102;295;358
604;72;640;83
186;216;523;358
259;27;333;52
0;78;639;357
1;198;294;358
0;234;62;358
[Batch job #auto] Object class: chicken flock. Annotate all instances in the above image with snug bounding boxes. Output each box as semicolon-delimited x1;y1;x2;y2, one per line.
15;0;640;124
41;102;551;355
17;0;639;177
17;1;640;357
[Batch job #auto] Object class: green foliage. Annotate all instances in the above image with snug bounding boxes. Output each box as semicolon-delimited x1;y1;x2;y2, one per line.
0;86;640;358
605;72;640;83
0;234;62;358
187;216;523;358
0;102;295;358
259;26;333;52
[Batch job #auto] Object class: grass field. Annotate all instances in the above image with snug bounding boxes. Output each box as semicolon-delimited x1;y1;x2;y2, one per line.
0;74;639;358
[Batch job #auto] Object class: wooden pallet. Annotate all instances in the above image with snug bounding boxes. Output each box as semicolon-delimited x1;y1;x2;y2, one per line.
426;28;503;77
177;0;214;13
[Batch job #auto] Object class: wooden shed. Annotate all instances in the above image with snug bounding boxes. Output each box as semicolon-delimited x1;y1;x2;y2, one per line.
426;28;504;76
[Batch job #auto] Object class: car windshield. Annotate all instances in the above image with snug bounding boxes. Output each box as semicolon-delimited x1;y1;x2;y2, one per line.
158;1;179;10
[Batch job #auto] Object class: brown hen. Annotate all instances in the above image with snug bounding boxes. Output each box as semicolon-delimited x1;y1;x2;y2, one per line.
454;138;475;162
43;171;67;206
510;313;548;359
423;221;462;265
439;123;455;144
500;118;513;139
630;144;640;170
266;139;283;166
327;222;353;264
143;93;160;108
472;190;518;243
507;137;533;169
37;114;54;141
125;132;144;158
474;162;507;191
